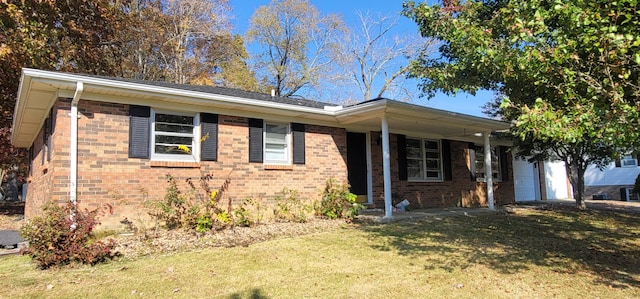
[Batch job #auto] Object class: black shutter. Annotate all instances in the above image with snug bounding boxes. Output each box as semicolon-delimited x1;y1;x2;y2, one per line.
499;146;509;181
615;157;621;167
28;146;34;176
469;142;477;181
248;118;263;163
291;123;305;164
46;109;53;162
441;139;452;181
128;105;150;158
200;113;218;161
41;116;48;165
397;134;407;181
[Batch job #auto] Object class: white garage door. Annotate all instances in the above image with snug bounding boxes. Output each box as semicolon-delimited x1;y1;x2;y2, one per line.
512;155;540;201
544;161;571;200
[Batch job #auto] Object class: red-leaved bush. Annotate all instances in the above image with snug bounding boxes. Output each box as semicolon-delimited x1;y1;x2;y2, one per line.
20;201;119;269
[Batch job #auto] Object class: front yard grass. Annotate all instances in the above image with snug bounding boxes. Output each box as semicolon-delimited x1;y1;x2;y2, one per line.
1;207;639;298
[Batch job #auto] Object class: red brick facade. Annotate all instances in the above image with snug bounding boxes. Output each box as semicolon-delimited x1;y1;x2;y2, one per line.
369;134;514;209
25;98;514;230
26;99;348;229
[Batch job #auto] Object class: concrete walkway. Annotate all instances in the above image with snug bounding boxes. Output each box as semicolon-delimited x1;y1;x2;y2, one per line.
0;230;25;256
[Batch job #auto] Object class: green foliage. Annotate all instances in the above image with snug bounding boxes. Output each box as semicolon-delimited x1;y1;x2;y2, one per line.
20;202;118;269
234;197;264;227
274;188;313;223
403;0;640;206
147;173;232;232
146;175;191;229
195;214;213;233
318;178;361;220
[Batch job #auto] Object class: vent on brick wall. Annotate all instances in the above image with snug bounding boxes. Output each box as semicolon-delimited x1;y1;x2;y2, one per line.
592;194;609;200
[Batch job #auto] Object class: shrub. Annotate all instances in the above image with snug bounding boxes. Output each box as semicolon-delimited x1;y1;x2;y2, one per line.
20;201;119;269
146;175;192;229
274;188;312;223
147;173;232;232
318;178;361;221
234;197;263;227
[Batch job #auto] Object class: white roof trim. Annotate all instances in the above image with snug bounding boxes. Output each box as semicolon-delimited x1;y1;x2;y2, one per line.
11;68;511;148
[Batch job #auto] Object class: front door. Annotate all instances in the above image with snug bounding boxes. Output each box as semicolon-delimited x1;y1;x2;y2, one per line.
347;132;368;203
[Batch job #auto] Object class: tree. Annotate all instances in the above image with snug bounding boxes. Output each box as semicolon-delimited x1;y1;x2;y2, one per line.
0;0;130;176
403;0;640;209
333;11;435;102
114;0;256;88
246;0;346;97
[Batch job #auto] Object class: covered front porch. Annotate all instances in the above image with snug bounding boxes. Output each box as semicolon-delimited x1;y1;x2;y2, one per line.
335;98;513;219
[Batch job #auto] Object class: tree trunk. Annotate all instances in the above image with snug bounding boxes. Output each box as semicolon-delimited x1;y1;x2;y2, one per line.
565;158;587;210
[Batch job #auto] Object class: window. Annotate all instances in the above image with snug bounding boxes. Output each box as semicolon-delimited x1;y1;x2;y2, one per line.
621;155;638;167
406;138;442;181
151;110;199;161
264;122;290;164
475;145;501;181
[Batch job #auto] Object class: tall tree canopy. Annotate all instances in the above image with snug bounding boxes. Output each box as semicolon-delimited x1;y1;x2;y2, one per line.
0;0;128;175
0;0;255;177
246;0;345;97
404;0;640;208
114;0;256;89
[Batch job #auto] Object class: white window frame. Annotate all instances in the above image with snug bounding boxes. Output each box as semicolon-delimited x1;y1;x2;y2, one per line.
621;155;638;167
150;109;200;162
263;122;291;165
475;145;501;182
407;138;443;182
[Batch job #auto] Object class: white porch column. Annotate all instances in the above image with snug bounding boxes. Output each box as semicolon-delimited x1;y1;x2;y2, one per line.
484;132;495;210
381;116;393;218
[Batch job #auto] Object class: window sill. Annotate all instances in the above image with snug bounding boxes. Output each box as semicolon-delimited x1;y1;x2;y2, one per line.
264;164;294;170
150;161;201;168
407;179;443;183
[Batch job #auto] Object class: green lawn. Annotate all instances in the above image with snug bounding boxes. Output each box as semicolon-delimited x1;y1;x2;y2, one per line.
1;207;639;298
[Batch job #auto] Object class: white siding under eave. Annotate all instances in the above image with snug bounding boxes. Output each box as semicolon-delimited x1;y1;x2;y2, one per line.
584;163;640;186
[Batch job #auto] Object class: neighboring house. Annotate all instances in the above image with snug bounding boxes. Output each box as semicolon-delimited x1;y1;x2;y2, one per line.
513;155;640;202
11;69;514;229
584;155;640;200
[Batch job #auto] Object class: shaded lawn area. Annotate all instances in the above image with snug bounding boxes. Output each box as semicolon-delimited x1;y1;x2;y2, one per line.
1;207;639;298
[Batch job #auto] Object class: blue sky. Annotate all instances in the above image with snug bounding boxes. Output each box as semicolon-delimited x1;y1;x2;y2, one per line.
228;0;494;117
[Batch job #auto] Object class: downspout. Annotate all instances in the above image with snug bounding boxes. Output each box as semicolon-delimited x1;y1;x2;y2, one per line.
381;116;392;219
70;82;83;217
484;132;495;210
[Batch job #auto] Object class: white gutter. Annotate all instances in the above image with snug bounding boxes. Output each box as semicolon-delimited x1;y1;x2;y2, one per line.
70;81;84;215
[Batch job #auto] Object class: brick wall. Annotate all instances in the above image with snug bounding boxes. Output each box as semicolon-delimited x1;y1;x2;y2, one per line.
369;134;514;209
585;185;634;200
25;99;348;229
25;98;515;230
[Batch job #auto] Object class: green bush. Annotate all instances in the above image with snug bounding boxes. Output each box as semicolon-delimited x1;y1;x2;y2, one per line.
274;188;312;223
147;173;232;232
234;197;263;227
318;178;361;221
20;202;119;269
